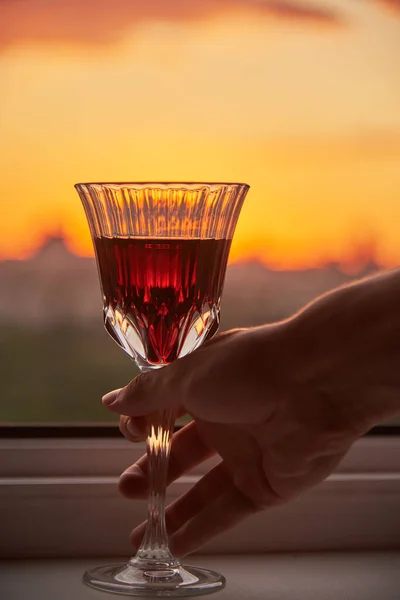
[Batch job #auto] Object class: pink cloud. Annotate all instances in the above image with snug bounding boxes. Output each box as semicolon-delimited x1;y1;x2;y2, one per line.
0;0;342;50
375;0;400;12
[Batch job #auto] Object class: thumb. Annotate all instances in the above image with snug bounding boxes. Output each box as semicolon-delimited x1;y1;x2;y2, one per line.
101;366;180;417
101;329;244;417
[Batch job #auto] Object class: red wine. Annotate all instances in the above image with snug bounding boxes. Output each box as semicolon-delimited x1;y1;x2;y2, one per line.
94;237;231;365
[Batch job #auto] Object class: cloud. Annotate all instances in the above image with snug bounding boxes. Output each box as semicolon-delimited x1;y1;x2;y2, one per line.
375;0;400;13
251;0;341;23
0;0;342;50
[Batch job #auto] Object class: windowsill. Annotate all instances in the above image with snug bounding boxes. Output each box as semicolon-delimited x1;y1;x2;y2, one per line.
1;436;400;557
1;553;400;600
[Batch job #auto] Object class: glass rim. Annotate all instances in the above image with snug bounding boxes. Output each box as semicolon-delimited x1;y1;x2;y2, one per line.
75;181;250;189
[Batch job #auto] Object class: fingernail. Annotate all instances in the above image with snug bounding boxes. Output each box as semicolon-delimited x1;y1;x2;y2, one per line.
102;388;122;406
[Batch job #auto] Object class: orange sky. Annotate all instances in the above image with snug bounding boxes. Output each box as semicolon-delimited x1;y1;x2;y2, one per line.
1;0;400;268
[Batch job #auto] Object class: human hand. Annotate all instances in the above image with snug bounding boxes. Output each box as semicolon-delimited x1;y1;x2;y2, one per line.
102;322;361;557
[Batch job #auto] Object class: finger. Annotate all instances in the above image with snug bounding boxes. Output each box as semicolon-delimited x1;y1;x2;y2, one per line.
102;329;245;416
168;457;283;557
169;486;258;557
102;366;181;416
120;420;216;498
202;327;245;347
130;462;230;548
119;415;148;442
119;406;187;443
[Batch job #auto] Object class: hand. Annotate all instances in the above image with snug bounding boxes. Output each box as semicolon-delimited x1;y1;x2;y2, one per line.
103;323;360;557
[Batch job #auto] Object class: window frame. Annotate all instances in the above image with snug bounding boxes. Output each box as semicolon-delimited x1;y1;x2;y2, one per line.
1;430;399;558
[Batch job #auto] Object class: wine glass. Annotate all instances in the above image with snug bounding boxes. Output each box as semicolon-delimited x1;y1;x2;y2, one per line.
75;182;249;596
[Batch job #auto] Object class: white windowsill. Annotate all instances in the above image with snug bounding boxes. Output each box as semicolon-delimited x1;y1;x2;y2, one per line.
1;436;399;557
1;553;400;600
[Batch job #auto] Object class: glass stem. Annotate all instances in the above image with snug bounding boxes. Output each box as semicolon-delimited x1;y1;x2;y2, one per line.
135;406;178;566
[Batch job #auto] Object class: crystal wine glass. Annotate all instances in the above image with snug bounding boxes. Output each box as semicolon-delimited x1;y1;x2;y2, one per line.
75;182;249;596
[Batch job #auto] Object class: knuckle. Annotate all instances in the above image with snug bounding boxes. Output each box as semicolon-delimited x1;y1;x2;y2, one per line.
233;463;282;511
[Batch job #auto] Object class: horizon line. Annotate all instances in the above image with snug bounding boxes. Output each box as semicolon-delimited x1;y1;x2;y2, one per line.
0;233;385;275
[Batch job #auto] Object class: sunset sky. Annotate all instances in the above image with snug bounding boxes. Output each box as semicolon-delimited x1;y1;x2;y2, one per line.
1;0;400;268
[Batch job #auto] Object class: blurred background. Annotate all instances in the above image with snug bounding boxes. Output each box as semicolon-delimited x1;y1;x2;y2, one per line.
1;0;399;424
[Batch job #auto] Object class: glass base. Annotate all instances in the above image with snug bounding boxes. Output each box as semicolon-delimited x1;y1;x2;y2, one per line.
83;561;226;597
